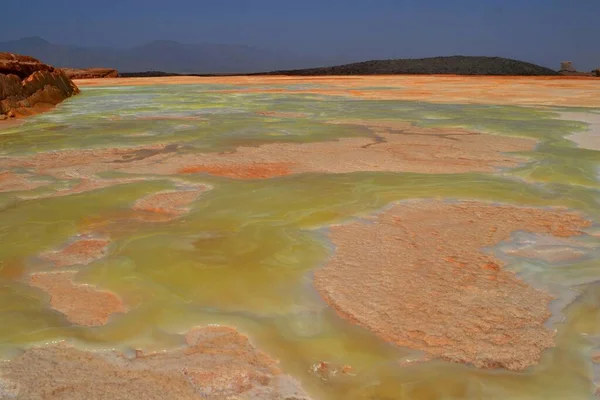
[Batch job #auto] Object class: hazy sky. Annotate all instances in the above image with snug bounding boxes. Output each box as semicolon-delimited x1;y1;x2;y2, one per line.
1;0;598;69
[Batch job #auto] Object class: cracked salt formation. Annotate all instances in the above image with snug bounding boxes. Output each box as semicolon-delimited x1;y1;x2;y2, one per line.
0;144;178;180
170;123;535;177
29;271;126;327
40;237;110;267
0;120;535;182
19;177;150;200
0;326;311;399
74;187;209;235
314;200;591;371
75;186;211;235
0;171;48;193
78;210;177;235
132;186;207;216
179;163;294;179
256;111;310;118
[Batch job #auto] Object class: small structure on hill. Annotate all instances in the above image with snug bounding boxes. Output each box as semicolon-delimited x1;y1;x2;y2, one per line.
560;61;576;73
559;61;596;77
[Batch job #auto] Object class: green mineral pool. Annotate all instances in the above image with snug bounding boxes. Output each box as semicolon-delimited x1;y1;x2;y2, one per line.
1;83;600;399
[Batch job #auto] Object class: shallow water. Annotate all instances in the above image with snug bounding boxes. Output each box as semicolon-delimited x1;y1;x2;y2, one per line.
1;83;600;399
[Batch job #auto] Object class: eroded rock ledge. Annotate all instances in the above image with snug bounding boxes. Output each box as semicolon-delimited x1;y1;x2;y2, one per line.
0;52;79;119
61;67;119;80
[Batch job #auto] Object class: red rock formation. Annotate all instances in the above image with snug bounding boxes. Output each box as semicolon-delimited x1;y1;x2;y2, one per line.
0;53;54;79
61;67;119;79
0;52;79;119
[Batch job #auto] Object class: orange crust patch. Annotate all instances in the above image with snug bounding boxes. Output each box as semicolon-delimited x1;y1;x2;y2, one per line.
29;271;126;326
179;162;293;179
314;200;591;371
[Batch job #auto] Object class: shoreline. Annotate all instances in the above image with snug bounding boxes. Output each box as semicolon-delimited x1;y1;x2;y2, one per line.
73;75;600;108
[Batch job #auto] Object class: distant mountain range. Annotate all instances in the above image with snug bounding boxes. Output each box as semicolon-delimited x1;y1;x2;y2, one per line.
0;37;565;76
0;37;322;74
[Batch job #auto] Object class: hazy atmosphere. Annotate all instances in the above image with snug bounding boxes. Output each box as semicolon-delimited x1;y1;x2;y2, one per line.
1;0;599;70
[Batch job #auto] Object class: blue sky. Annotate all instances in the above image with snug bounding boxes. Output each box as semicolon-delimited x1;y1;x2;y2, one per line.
1;0;598;69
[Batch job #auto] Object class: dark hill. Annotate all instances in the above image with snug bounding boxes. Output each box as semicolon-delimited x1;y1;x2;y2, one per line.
261;56;559;76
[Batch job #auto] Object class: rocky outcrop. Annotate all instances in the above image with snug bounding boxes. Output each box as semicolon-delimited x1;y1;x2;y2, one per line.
61;67;119;79
593;69;600;77
0;52;79;119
